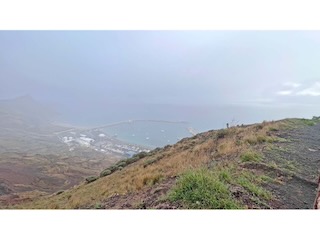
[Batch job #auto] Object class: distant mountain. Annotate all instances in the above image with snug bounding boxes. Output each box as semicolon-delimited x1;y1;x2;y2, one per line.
0;95;57;131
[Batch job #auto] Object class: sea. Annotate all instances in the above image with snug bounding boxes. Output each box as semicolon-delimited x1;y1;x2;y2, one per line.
100;121;191;148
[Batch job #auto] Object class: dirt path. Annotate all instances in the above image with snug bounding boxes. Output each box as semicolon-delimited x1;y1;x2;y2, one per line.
262;122;320;209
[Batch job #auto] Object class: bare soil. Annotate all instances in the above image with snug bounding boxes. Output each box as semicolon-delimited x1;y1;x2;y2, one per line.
261;123;320;209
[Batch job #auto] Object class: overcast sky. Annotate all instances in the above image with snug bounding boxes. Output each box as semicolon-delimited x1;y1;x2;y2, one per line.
1;31;320;125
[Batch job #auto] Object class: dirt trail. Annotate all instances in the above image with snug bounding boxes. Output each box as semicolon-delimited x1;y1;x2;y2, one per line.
262;122;320;209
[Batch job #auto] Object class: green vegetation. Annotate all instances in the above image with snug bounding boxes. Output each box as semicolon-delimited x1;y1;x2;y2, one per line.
169;169;241;209
240;151;262;163
300;119;317;126
284;160;297;171
268;126;278;132
245;134;279;145
256;135;267;143
100;169;112;177
169;160;274;209
260;175;274;183
264;145;299;174
236;176;271;200
143;155;163;168
94;202;102;209
99;151;150;178
85;176;99;184
282;117;320;129
218;168;232;183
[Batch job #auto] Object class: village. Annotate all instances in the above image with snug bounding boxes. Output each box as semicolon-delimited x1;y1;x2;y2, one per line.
58;129;151;158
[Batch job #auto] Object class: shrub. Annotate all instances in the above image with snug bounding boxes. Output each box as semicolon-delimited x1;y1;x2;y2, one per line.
85;176;99;184
143;155;163;168
217;129;228;139
116;160;128;168
56;190;64;195
100;169;112;177
106;165;118;172
126;157;138;164
100;151;150;178
133;151;149;159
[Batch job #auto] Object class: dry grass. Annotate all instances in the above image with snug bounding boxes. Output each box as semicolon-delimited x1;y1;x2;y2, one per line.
12;119;291;209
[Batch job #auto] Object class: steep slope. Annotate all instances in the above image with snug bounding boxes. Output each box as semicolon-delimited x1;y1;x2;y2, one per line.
6;117;320;209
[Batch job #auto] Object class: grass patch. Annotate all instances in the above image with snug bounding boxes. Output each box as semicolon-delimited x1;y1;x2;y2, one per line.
268;126;279;132
244;134;276;145
256;135;267;143
283;117;320;129
142;174;163;186
284;160;297;171
260;175;274;183
300;119;316;126
236;176;271;200
169;169;241;209
240;151;262;163
218;168;232;183
169;164;273;209
267;160;279;169
94;202;102;209
272;137;289;143
244;136;258;145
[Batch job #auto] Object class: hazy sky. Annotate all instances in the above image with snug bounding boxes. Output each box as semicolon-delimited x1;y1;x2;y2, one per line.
1;31;320;126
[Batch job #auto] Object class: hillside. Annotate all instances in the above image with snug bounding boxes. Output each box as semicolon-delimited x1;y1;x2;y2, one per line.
3;117;320;209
